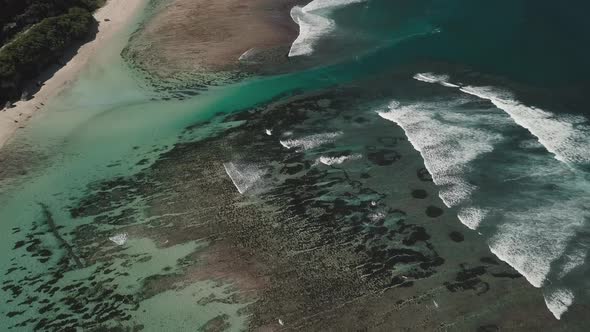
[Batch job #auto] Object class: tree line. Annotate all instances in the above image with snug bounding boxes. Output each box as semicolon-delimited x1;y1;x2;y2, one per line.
0;0;104;106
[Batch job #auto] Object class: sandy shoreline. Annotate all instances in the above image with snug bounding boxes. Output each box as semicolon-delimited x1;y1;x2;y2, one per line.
0;0;145;150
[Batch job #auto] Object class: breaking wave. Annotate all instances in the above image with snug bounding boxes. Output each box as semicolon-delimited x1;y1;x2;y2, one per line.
317;153;362;165
378;77;590;319
413;73;590;164
280;131;342;150
377;99;504;208
488;200;586;288
544;288;575;320
289;0;367;57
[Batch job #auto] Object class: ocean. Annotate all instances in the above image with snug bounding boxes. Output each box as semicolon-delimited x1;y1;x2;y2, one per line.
1;0;589;329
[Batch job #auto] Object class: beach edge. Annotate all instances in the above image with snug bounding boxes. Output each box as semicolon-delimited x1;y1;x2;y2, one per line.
0;0;145;150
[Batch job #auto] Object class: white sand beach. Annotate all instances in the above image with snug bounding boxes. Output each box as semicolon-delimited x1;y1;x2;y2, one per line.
0;0;144;150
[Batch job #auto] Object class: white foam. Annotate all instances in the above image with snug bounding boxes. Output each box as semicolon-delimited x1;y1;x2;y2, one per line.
558;248;587;279
489;201;586;288
413;72;590;164
413;73;460;88
368;211;386;222
457;207;489;230
288;0;367;57
280;131;342;151
385;74;590;319
109;233;128;246
460;86;590;164
318;153;361;165
289;6;335;57
265;129;273;136
223;162;266;194
378;101;502;208
432;299;439;308
437;177;477;207
519;138;544;150
238;48;258;63
544;288;574;320
303;0;367;12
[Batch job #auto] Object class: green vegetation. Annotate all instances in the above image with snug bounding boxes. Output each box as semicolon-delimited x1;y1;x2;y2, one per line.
0;0;103;105
0;0;102;44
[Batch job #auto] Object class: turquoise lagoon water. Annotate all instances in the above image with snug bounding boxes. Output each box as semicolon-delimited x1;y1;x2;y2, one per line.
1;0;590;329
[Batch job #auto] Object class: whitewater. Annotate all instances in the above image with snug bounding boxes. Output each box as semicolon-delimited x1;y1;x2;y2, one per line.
289;0;367;57
376;73;590;319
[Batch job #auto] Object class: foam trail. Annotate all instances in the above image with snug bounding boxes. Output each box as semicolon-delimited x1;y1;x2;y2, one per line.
368;210;386;223
390;74;590;319
289;0;367;57
461;86;590;164
489;201;586;288
304;0;367;12
280;131;342;151
223;162;266;194
558;249;587;279
377;101;502;208
109;233;128;246
238;48;259;63
457;207;489;230
413;72;590;164
318;153;362;165
413;73;459;88
519;138;544;150
544;288;574;320
289;6;335;57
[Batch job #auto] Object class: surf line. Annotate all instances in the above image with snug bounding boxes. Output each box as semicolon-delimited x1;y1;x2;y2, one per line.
413;73;590;165
288;0;368;57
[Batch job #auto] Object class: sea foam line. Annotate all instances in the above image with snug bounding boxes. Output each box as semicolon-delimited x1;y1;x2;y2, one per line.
280;131;342;151
377;100;502;208
413;73;590;164
544;288;575;320
488;201;585;289
289;0;367;57
381;74;590;319
317;153;362;165
377;100;501;231
377;97;587;304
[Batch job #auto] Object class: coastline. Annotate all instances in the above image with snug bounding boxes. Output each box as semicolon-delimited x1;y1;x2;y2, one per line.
0;0;145;150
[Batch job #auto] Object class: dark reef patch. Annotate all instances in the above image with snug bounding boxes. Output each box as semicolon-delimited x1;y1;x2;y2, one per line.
425;205;444;218
444;265;489;295
367;149;401;166
417;167;432;182
477;325;499;332
480;257;499;265
449;231;464;242
411;189;428;199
